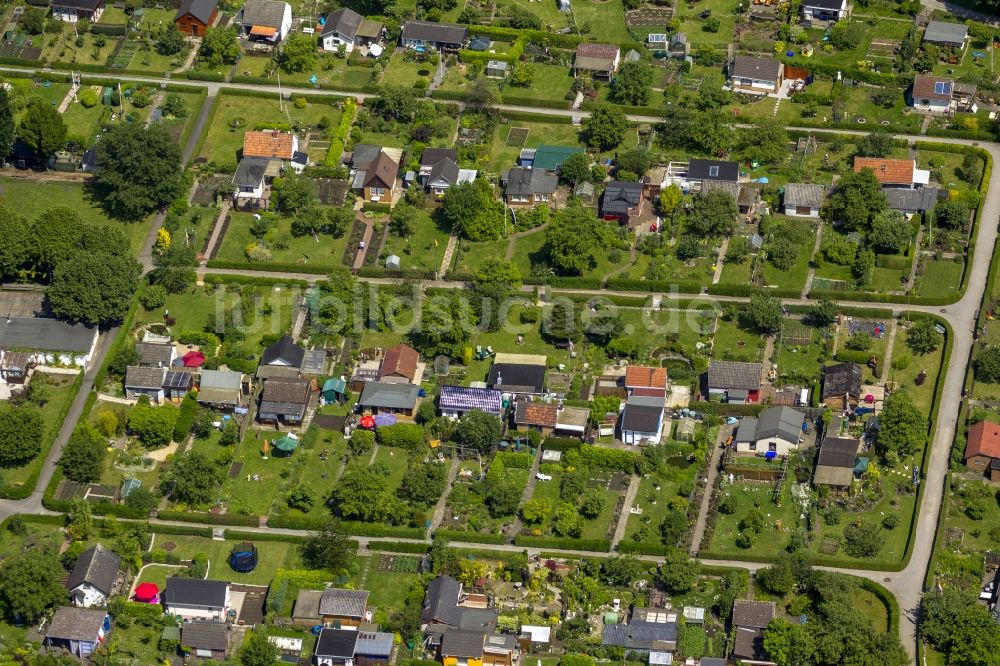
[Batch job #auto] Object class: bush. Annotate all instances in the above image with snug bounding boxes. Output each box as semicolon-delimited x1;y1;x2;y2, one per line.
78;89;99;108
139;285;168;310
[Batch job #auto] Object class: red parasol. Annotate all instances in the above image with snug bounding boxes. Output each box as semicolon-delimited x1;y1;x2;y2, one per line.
359;415;376;429
133;582;159;602
182;350;206;367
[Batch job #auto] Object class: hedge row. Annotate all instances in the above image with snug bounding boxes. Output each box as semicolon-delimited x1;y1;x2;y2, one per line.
500;94;572;110
204;259;331;276
500;109;575;125
513;535;611;552
225;529;307;543
361;201;392;213
580;100;662;118
203;273;310;287
541;436;584;452
267;514;425;538
357;266;438;280
434;529;507;545
860;579;900;636
186;70;227;82
784;303;894;319
43;497;148;518
617;542;672;555
325;97;357;167
150;523;214;537
156;510;259;526
875;254;911;270
807;289;957;306
369;541;431;554
834;349;877;364
91;23;127;36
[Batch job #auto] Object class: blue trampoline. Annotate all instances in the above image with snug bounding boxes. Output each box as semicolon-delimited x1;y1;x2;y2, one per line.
229;542;258;573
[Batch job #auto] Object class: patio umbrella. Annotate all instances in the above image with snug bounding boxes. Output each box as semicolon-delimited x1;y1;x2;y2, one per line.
274;435;299;452
182;350;206;367
359;415;376;429
133;583;159;602
374;413;397;427
261;439;270;456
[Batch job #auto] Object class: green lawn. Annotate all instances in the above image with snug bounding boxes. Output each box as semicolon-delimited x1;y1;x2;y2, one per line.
888;326;944;412
712;318;766;363
380;206;450;273
349;555;420;612
0;373;80;499
196;93;342;168
380;51;436;89
452;238;509;274
214;211;351;273
0;178;151;252
705;474;800;558
140;535;302;586
486;120;582;174
916;258;964;299
0;520;66;564
127;45;188;73
135;283;294;352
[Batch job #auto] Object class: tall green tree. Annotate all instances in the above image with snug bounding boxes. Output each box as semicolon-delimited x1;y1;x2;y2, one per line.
128;399;179;448
455;410;503;452
686;189;738;238
238;630;281;666
0;87;15;161
95;124;183;220
441;180;503;241
875;391;925;458
199;26;240;66
820;169;888;231
0;206;28;279
740;293;783;333
301;518;356;573
610;61;653;106
163;451;224;505
0;550;66;622
47;250;141;325
585;104;628;150
543;204;612;275
59;423;107;483
279;33;317;73
0;403;43;467
18;98;66;158
471;259;522;332
738;120;789;165
31;206;84;277
868;210;912;253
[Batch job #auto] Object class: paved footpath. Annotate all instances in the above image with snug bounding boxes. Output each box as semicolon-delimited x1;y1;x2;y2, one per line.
0;62;993;660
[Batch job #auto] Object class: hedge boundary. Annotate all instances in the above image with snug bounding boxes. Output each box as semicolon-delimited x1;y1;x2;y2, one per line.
435;529;507;545
513;535;611;551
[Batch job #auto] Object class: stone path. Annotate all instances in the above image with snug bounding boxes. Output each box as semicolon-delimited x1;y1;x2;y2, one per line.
200;199;231;266
353;216;375;271
144;91;166;128
439;234;459;276
689;425;732;555
610;473;640;549
57;83;80;114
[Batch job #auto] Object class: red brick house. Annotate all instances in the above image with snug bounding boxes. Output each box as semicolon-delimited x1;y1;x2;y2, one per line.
964;420;1000;481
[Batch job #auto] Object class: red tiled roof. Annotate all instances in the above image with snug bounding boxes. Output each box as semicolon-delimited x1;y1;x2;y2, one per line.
965;420;1000;460
380;343;418;381
516;400;557;427
625;365;668;389
244;130;295;159
853;157;914;186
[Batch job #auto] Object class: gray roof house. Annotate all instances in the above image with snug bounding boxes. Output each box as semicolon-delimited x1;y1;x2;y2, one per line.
181;621;230;660
355;631;395;660
318;588;370;623
422;575;463;627
197;369;247;408
358;381;421;415
135;341;174;367
0;316;99;368
258;377;311;423
44;607;109;660
730;55;784;93
503;167;559;205
923;20;968;48
783;183;827;217
706;360;762;402
734;406;803;456
125;366;166;402
314;628;360;664
164;577;231;621
67;545;121;608
885;187;943;215
732;600;776;663
814;436;860;487
400;20;468;49
620;395;666;445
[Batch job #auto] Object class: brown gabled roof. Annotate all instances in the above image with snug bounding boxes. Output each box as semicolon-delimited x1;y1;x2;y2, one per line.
913;74;954;101
261;378;311;405
243;130;295;160
625;365;667;390
576;42;620;59
966;421;1000;460
380;343;418;382
514;399;557;428
853;157;915;186
363;151;399;189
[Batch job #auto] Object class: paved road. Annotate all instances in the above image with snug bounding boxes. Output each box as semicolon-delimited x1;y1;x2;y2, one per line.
0;63;995;662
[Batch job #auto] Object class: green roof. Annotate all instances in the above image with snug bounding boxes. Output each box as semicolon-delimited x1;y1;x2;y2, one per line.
854;457;869;474
532;145;583;171
322;377;346;394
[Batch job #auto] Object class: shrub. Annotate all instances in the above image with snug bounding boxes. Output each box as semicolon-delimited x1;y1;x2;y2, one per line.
139;285;168;310
78;89;99;108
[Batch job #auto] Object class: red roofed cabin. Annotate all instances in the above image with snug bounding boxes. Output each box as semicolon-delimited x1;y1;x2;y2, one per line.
624;365;668;398
853;157;930;190
964;420;1000;482
379;343;419;384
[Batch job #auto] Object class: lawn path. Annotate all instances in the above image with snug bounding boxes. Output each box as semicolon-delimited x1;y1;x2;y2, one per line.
368;443;380;466
504;223;549;262
802;222;824;298
907;228;924;289
610;473;640;550
428;457;460;537
600;225;639;283
201;200;231;267
711;237;729;285
439;234;459;276
510;453;542;536
879;319;898;387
